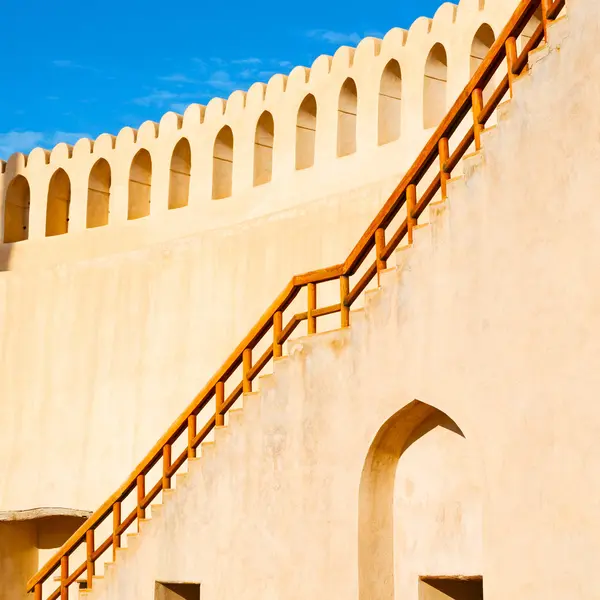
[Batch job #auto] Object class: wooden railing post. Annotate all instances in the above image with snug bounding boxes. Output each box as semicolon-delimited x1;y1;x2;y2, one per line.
438;137;450;200
541;0;551;41
187;414;197;458
406;184;417;244
34;583;42;600
86;529;95;589
136;474;145;530
215;381;225;426
307;283;317;334
472;88;484;150
60;555;68;600
375;228;387;284
340;276;350;328
273;311;283;358
162;444;172;490
242;349;252;393
506;37;518;98
112;501;121;561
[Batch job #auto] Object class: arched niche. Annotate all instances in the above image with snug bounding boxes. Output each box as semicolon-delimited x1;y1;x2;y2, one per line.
168;138;192;210
87;158;111;228
46;168;71;237
378;60;403;146
212;126;234;200
424;43;448;129
337;78;358;157
128;149;152;220
254;111;275;187
4;175;30;243
296;94;317;170
358;400;482;600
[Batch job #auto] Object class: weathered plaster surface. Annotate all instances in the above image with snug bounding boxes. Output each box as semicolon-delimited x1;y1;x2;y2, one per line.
79;3;600;598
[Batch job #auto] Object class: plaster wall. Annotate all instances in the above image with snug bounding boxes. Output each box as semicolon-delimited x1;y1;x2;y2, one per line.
79;3;600;599
0;0;528;520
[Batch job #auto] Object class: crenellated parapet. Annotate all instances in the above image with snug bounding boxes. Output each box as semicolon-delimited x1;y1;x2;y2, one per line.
0;0;535;251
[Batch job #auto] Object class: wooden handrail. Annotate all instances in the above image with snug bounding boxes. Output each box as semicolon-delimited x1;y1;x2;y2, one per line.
27;0;565;595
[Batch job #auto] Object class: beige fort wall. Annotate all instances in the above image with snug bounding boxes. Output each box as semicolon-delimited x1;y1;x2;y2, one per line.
0;0;542;594
0;0;523;512
78;3;600;598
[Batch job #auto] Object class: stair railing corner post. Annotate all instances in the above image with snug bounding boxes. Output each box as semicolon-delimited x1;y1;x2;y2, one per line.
375;228;387;284
406;184;417;245
438;137;450;200
242;348;253;393
472;89;484;151
307;283;317;334
273;311;283;358
85;528;95;589
187;414;197;458
506;37;518;98
60;555;68;600
112;501;121;562
136;474;145;530
340;276;350;328
215;381;225;427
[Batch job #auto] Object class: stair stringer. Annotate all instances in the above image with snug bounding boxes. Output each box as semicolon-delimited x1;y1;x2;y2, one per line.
79;9;600;600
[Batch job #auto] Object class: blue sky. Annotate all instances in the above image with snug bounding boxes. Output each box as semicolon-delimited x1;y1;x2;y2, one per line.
1;0;447;159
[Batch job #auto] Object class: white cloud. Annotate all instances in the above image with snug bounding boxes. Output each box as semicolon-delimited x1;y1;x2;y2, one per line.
52;59;101;73
49;131;92;146
307;29;361;45
232;57;262;65
205;70;236;91
133;89;179;107
239;68;257;79
0;131;44;158
0;130;92;159
170;102;189;114
159;73;196;84
52;59;75;68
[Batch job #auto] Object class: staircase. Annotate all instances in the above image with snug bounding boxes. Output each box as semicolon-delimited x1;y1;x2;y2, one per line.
27;0;569;597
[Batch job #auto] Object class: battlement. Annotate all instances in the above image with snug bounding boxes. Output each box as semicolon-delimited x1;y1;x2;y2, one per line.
0;0;534;257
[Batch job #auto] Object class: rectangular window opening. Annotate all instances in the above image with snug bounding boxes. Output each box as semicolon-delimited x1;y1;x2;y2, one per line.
155;581;201;600
419;575;483;600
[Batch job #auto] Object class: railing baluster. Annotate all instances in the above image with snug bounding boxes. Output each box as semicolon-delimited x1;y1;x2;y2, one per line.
60;555;68;600
112;501;121;561
472;89;484;150
136;474;145;529
438;137;450;200
242;349;252;393
407;184;417;244
86;529;95;589
506;37;518;98
340;276;350;328
162;444;172;489
375;228;387;284
541;0;550;41
187;414;197;458
273;311;283;358
307;283;317;334
34;583;42;600
215;381;225;426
